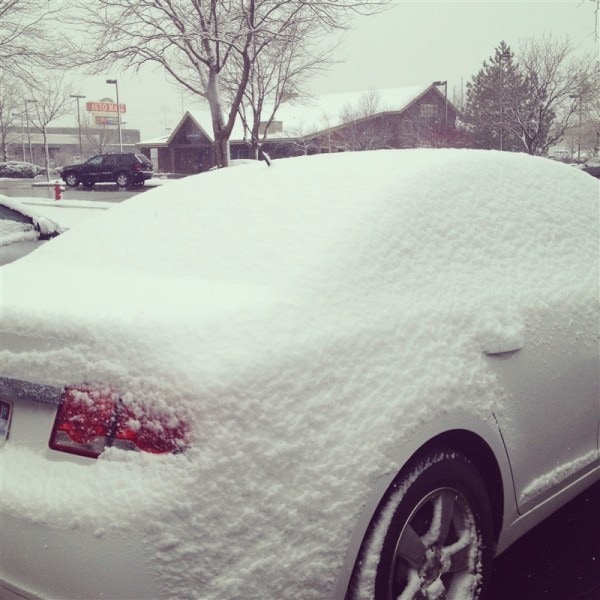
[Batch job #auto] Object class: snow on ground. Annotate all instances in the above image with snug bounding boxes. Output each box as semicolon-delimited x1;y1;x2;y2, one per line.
1;194;114;234
0;149;598;599
14;197;114;228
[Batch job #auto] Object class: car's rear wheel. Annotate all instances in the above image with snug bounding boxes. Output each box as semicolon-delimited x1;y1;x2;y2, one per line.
64;173;79;187
115;172;131;187
350;449;494;600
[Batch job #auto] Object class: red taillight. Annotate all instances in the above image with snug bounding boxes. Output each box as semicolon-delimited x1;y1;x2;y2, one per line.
133;163;142;170
49;386;187;458
49;386;117;458
113;406;187;454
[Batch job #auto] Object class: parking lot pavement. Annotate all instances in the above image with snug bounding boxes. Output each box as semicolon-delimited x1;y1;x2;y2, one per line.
0;177;168;202
488;482;600;600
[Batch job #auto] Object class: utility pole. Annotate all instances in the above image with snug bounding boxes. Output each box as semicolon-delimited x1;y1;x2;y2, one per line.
106;79;123;152
432;81;448;140
25;99;37;163
71;94;86;158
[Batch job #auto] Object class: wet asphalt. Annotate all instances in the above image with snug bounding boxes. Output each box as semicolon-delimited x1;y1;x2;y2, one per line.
488;482;600;600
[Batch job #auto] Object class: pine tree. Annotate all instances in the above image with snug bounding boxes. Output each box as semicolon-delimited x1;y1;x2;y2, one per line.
463;41;526;152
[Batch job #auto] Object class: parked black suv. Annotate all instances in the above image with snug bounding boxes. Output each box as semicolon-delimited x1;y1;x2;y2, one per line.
60;153;153;188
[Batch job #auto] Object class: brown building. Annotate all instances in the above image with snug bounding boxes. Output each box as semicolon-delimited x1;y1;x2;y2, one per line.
139;84;458;174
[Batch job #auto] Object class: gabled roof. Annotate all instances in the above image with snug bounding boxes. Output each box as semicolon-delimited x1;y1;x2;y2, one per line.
270;85;432;140
141;111;214;147
139;84;455;147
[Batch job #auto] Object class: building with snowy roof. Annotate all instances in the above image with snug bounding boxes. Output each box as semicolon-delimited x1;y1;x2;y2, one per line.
138;84;458;174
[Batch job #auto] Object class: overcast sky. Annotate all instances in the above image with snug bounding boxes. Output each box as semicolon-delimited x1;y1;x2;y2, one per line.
70;0;599;139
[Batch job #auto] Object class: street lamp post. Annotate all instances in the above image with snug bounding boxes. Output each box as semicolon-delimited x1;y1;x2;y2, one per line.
11;111;26;161
432;80;448;139
569;94;582;162
70;94;86;159
106;79;123;152
25;99;37;163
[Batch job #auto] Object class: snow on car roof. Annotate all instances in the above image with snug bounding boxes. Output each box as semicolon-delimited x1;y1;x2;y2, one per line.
1;149;597;383
0;148;598;600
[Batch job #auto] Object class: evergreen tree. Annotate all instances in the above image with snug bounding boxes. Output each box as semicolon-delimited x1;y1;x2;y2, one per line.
463;41;525;151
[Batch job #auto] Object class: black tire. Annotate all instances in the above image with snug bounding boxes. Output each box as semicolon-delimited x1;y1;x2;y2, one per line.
115;172;131;187
351;448;494;600
63;172;79;187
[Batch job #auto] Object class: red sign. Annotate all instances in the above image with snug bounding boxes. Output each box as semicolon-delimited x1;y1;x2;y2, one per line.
86;101;126;114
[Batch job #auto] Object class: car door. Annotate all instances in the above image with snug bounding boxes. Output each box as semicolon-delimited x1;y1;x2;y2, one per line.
100;155;119;182
83;155;105;182
484;306;599;514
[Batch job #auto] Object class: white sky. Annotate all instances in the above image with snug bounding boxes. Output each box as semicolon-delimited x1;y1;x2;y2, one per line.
66;0;599;139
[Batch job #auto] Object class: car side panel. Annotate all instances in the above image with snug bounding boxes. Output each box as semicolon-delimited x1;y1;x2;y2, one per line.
332;411;514;599
487;307;599;514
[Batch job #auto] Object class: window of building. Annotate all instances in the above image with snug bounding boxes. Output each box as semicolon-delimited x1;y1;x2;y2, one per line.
420;104;438;118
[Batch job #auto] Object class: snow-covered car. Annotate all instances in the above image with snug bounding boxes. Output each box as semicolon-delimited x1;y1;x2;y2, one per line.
0;196;64;266
577;157;600;178
0;195;112;266
0;150;598;600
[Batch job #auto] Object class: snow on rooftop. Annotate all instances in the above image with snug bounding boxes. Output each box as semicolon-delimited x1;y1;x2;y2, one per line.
144;85;433;144
137;133;170;146
271;85;429;138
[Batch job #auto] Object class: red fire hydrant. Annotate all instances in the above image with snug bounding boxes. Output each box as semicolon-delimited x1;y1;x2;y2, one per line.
54;180;64;201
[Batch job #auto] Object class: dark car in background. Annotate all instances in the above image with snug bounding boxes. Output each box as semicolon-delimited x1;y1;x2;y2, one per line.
59;153;153;188
578;158;600;178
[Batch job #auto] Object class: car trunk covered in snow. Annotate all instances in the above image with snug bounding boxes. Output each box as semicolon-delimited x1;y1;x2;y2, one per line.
0;149;598;600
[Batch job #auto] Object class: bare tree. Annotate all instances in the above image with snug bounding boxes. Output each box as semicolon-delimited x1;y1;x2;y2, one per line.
79;113;117;157
226;21;336;160
0;0;61;79
336;90;396;151
508;36;597;155
589;0;600;38
280;124;323;155
0;74;23;161
66;0;387;168
27;74;75;180
465;37;598;155
586;93;600;156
